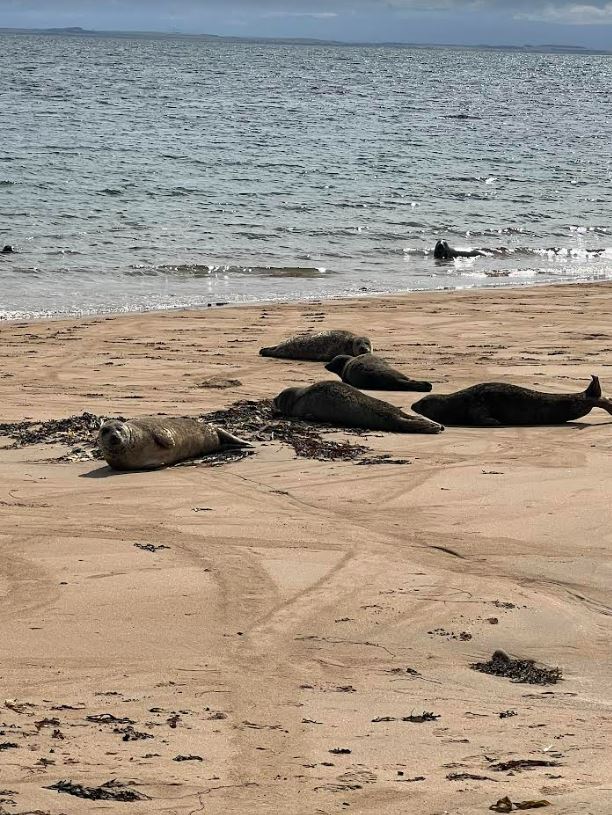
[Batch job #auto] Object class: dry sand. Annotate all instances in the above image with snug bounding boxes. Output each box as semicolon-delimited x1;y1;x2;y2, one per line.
0;283;611;814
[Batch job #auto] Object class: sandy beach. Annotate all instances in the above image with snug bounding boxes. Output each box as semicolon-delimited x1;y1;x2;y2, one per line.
1;282;611;815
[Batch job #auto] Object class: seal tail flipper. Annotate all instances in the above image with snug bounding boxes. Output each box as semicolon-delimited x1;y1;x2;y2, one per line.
397;379;433;392
216;428;254;449
586;375;612;414
585;374;602;399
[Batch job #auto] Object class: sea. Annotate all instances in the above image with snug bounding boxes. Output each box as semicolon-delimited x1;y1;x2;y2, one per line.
1;33;611;320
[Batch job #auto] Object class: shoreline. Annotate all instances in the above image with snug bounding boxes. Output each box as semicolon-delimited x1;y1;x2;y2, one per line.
1;281;611;813
3;275;612;327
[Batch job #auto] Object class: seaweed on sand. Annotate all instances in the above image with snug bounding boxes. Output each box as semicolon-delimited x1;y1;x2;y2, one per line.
0;400;410;466
202;399;408;464
0;412;105;455
471;650;562;685
45;779;149;801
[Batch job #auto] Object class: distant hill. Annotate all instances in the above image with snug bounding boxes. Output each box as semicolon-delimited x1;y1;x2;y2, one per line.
0;26;609;54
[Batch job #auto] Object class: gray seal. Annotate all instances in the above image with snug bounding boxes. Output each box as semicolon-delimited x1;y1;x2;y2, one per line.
325;353;432;392
273;380;443;433
434;239;486;260
259;330;372;361
98;416;252;471
411;375;612;427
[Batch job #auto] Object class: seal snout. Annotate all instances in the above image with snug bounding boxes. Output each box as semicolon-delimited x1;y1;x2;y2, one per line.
99;421;128;449
105;429;123;446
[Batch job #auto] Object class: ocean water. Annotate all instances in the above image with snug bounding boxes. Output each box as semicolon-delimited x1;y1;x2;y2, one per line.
1;33;611;320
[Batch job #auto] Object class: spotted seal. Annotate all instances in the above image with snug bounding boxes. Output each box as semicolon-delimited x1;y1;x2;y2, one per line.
325;353;432;392
98;416;252;471
259;329;372;361
434;239;486;260
273;380;443;433
412;375;612;426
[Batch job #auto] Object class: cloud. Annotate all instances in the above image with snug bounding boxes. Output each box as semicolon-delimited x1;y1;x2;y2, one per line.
515;2;612;23
3;0;612;17
381;0;612;22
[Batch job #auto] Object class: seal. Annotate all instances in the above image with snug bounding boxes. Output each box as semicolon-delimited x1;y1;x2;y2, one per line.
434;239;486;260
273;380;443;433
98;416;252;471
1;245;14;254
259;329;372;361
411;375;612;426
325;353;432;392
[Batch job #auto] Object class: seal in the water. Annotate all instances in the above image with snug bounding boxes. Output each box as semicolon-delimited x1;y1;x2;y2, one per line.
325;353;432;392
434;239;486;260
98;416;252;471
1;245;14;254
273;380;443;433
259;329;372;361
411;375;612;426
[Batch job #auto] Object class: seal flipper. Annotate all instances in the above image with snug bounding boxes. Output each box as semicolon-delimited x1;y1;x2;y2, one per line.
216;428;254;449
584;374;612;414
395;377;432;392
585;375;601;399
152;427;175;448
467;406;501;427
259;345;276;357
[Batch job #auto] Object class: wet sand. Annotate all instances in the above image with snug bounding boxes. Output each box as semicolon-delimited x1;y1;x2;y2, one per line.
1;283;611;814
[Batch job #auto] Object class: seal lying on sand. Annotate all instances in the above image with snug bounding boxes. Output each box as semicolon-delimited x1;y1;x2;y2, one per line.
98;416;252;471
412;376;612;426
434;239;486;260
325;353;432;392
260;330;372;361
273;381;443;433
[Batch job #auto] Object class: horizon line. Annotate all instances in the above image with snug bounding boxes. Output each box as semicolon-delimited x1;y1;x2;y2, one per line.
0;25;610;53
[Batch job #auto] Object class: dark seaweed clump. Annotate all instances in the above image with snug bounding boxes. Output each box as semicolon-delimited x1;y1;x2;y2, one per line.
45;779;149;801
0;412;105;453
471;650;562;685
202;399;408;464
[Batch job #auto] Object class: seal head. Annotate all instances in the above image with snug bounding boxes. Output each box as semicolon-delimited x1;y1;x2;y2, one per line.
99;419;133;453
324;355;353;378
351;336;372;356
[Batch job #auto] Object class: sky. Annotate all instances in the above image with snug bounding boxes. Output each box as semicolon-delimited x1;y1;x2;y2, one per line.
1;1;612;49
